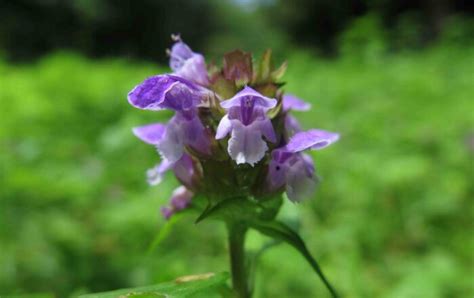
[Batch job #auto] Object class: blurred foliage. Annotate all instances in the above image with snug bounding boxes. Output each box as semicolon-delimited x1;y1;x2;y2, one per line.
0;0;220;62
0;0;473;62
1;16;473;297
265;0;473;54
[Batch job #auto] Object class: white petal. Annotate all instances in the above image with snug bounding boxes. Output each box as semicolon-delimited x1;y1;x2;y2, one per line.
215;114;233;139
227;121;268;166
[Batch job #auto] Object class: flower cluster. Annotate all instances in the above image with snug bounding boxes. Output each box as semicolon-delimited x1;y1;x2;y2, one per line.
129;36;339;219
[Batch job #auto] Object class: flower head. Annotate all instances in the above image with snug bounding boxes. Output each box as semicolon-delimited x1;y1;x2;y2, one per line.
128;37;340;219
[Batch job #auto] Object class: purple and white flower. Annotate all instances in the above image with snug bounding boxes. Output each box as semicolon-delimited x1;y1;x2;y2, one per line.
216;86;277;166
267;129;339;202
129;74;210;163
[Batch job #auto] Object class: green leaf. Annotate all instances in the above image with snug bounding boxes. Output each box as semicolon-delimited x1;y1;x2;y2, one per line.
194;196;283;224
195;197;257;224
249;220;339;298
79;272;230;298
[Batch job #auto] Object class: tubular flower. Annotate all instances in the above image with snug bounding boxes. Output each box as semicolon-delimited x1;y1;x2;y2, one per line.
129;74;210;163
267;129;339;202
128;36;340;218
216;86;277;166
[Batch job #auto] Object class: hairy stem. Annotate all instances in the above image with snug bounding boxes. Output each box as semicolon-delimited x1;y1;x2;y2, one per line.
227;222;250;298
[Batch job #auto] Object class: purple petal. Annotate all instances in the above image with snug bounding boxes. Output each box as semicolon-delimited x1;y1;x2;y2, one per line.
128;75;178;110
216;114;232;139
175;54;209;86
132;123;166;145
227;121;268;166
285;129;340;153
271;149;294;164
169;41;194;71
170;41;209;86
128;74;200;111
267;159;288;191
220;86;277;110
156;80;202;112
285;154;318;202
173;154;196;189
282;94;311;112
146;159;173;186
301;153;315;176
284;114;302;136
170;186;193;210
156;112;210;163
258;118;277;143
160;206;174;220
156;115;185;163
182;113;211;155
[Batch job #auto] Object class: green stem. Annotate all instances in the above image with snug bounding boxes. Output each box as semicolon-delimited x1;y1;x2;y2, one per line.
227;222;250;298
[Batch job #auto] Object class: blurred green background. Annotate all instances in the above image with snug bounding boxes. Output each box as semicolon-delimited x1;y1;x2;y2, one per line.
0;0;473;297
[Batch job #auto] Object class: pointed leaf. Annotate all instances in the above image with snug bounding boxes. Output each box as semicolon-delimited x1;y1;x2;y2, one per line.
249;220;339;298
195;197;258;224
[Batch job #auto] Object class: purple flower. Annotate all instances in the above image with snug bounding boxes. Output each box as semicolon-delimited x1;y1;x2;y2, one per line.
160;186;194;220
216;86;277;166
129;75;211;162
267;129;339;202
282;94;311;136
157;111;210;163
132;123;166;145
169;40;209;86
